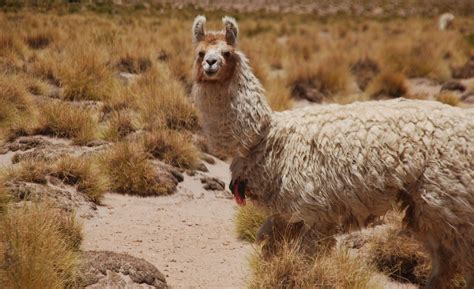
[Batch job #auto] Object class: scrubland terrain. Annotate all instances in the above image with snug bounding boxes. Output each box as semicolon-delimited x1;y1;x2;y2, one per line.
0;1;473;288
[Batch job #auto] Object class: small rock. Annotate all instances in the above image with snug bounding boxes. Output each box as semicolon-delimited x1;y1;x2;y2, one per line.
440;80;466;92
461;92;474;104
118;72;140;85
154;161;184;183
186;170;196;176
80;251;167;288
169;169;184;183
201;154;216;165
200;177;225;191
452;56;474;79
291;83;325;103
215;190;233;200
86;140;108;147
196;162;208;172
5;136;50;152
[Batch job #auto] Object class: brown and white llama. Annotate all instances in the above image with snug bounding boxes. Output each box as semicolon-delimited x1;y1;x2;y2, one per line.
191;15;474;289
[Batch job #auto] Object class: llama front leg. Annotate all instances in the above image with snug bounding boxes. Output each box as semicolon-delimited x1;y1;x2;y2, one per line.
255;215;276;244
255;215;335;258
255;215;305;258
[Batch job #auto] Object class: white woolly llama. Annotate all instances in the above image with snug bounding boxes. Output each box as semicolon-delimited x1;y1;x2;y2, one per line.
191;16;474;289
439;13;455;31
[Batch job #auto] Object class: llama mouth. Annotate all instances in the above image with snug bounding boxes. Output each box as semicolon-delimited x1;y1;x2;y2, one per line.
204;68;218;76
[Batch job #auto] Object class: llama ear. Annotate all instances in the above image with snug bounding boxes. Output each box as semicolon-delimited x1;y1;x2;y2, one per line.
222;16;238;45
192;15;206;44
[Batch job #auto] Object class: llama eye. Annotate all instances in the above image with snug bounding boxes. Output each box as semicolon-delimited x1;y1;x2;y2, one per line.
198;51;205;58
223;51;231;58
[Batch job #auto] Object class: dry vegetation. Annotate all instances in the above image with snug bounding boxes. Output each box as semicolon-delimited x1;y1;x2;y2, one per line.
4;155;108;203
249;242;381;289
234;202;268;242
0;2;473;288
0;203;81;289
101;141;176;196
237;206;383;289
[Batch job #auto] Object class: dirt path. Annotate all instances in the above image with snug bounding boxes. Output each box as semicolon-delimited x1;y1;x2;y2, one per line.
81;157;252;288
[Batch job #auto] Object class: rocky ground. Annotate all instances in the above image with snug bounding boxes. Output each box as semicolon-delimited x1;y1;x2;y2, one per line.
0;135;252;288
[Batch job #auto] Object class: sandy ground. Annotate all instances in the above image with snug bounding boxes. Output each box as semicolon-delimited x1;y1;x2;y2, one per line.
82;157;253;288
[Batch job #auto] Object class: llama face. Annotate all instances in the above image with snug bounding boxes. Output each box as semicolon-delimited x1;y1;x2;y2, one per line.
192;16;239;82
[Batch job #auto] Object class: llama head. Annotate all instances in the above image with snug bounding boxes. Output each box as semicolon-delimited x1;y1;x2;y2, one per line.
192;15;239;82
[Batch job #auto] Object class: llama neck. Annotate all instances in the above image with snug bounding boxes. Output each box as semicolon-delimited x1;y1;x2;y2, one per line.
193;52;272;158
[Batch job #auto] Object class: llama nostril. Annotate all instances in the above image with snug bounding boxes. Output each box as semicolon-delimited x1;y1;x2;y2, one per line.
206;58;217;66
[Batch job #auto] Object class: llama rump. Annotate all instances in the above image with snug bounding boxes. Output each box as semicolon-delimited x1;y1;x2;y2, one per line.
190;15;474;289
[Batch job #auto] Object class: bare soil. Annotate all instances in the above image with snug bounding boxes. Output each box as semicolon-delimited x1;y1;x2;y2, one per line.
81;157;252;288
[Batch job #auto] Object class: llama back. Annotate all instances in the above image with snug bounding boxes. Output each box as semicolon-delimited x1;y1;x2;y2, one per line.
243;98;473;229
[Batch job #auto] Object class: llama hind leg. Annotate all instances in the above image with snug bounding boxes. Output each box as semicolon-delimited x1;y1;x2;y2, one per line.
466;274;474;289
409;212;458;289
423;241;456;289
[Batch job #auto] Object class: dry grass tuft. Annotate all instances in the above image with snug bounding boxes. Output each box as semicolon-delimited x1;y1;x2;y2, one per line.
435;91;460;106
58;46;120;101
266;77;293;111
365;72;409;100
351;57;380;91
366;227;429;284
36;102;98;145
287;53;353;100
56;212;83;250
0;183;11;213
234;202;268;242
101;141;174;196
102;109;138;141
25;31;53;50
6;156;108;204
380;36;451;81
142;129;200;170
314;54;353;96
5;157;51;185
52;156;109;203
134;65;199;131
117;54;152;74
0;74;38;141
0;30;26;59
0;203;80;289
249;240;380;289
21;75;50;96
365;226;467;288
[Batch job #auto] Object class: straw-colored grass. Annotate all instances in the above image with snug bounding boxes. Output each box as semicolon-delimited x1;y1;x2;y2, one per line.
435;91;460;106
101;141;175;196
142;129;200;170
234;202;268;242
134;65;199;131
0;204;81;289
365;226;467;288
249;240;381;289
5;155;109;204
0;74;38;142
365;72;409;100
36;102;99;145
